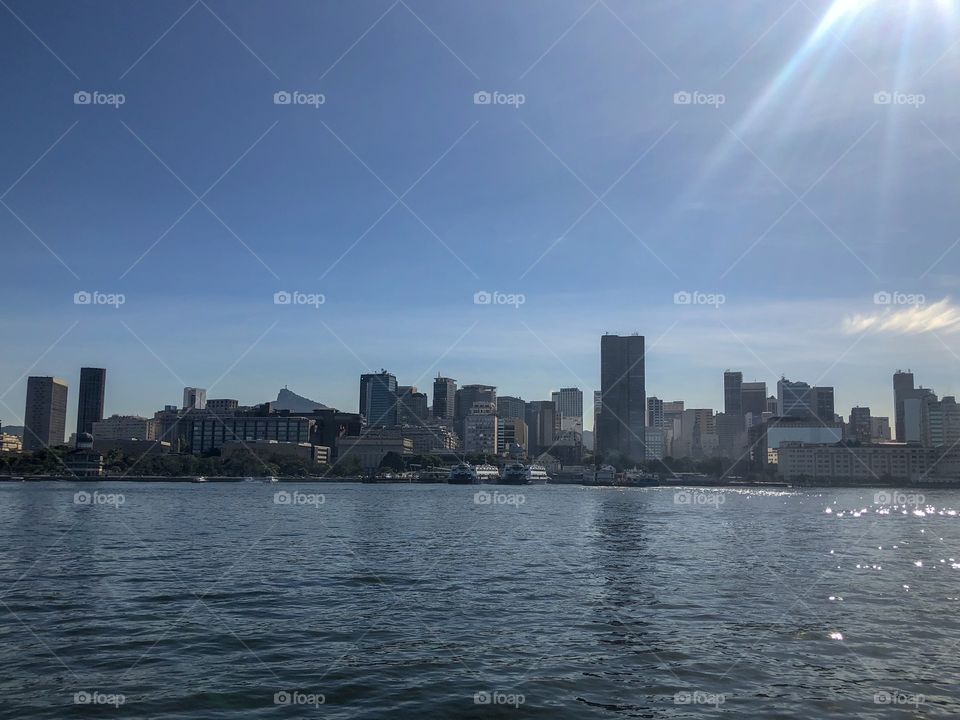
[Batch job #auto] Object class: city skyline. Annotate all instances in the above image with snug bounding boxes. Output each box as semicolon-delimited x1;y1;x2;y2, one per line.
2;1;960;438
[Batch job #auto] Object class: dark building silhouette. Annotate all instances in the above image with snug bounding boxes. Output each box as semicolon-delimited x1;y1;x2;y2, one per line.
597;334;646;462
432;376;457;421
23;376;68;451
76;367;106;438
723;370;743;418
360;370;398;427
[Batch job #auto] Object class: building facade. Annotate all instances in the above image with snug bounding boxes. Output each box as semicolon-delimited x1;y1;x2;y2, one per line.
597;334;646;462
23;377;68;451
432;376;457;421
183;387;207;410
76;367;106;437
360;370;398;427
92;415;157;441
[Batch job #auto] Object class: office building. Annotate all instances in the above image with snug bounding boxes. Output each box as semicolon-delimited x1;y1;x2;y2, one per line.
644;427;666;460
593;390;602;432
463;402;498;454
597;334;646;462
741;382;767;421
777;442;951;484
92;415;157;441
336;432;413;470
220;440;330;465
397;423;460;453
552;388;583;434
397;386;429;426
676;408;717;459
525;400;557;457
848;406;872;443
207;399;239;414
455;384;496;438
360;370;398;427
190;415;312;455
23;377;68;451
432;375;457;421
76;367;106;437
496;395;526;420
183;387;207;410
497;417;528;454
647;397;665;428
871;417;892;443
723;371;743;418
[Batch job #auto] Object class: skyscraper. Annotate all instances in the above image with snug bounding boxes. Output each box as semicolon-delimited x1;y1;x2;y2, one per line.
360;370;398;427
723;371;743;418
894;370;915;441
455;385;497;437
525;400;557;457
551;388;583;433
597;334;646;462
647;397;665;428
741;381;767;421
76;367;106;437
183;387;207;410
397;386;429;425
496;396;526;420
23;377;68;451
432;375;457;421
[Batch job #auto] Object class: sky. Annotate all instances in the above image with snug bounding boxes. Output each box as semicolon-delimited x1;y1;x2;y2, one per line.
2;0;960;435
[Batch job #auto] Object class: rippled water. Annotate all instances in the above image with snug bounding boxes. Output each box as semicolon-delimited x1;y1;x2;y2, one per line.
1;482;959;718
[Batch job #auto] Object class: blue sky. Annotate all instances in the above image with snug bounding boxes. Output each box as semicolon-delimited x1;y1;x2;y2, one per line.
2;0;960;433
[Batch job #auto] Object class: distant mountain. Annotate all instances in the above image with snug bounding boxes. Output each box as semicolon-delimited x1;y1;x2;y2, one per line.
1;426;23;437
270;388;328;413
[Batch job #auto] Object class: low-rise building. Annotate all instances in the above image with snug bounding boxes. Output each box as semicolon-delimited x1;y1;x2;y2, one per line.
93;415;158;441
220;440;330;465
777;442;954;484
190;416;312;455
336;435;413;469
0;434;22;453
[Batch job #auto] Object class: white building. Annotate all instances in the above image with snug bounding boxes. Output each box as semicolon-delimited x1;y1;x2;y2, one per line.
183;387;207;410
552;388;583;435
464;402;498;454
92;415;158;441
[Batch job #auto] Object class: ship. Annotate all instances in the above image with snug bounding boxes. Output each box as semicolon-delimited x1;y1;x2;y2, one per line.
500;463;550;485
526;464;550;483
448;463;479;484
474;464;501;483
618;468;659;487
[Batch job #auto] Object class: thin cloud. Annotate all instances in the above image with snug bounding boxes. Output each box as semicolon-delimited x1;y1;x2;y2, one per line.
844;298;960;335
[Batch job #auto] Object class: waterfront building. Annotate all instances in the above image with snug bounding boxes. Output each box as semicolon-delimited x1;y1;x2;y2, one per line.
336;433;413;470
23;377;68;451
220;440;330;465
93;438;171;456
748;416;844;469
76;368;106;437
925;396;960;448
777;442;953;484
360;370;398;427
398;423;460;453
189;415;311;455
597;334;646;462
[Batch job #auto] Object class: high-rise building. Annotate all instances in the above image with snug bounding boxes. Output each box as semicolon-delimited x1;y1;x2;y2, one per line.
597;334;646;462
893;370;915;441
647;396;665;428
766;396;778;413
811;386;835;422
497;417;528;454
552;388;583;434
525;400;557;457
432;375;457;421
455;384;496;437
397;386;429;425
183;387;207;410
23;377;68;451
593;390;602;432
723;371;743;418
741;382;767;420
360;370;398;427
777;379;812;417
76;367;106;437
871;417;892;443
463;402;498;455
848;406;872;443
496;396;526;420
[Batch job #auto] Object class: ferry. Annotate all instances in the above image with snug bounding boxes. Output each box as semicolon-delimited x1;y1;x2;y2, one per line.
448;463;479;484
619;468;659;487
591;465;617;485
500;462;529;484
474;464;501;482
526;464;550;484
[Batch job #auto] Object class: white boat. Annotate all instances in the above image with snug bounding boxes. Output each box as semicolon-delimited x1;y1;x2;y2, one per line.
192;476;208;483
474;464;501;482
449;463;478;484
501;463;549;484
526;464;550;483
264;476;279;483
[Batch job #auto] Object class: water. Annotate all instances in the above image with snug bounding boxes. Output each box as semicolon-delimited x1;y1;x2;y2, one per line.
1;482;959;718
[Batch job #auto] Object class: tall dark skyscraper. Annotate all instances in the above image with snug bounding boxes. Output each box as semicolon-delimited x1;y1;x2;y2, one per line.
76;367;106;437
597;334;646;462
23;376;68;451
893;370;915;441
455;385;497;426
496;396;526;420
432;375;457;421
359;370;398;427
741;381;767;420
723;371;743;418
